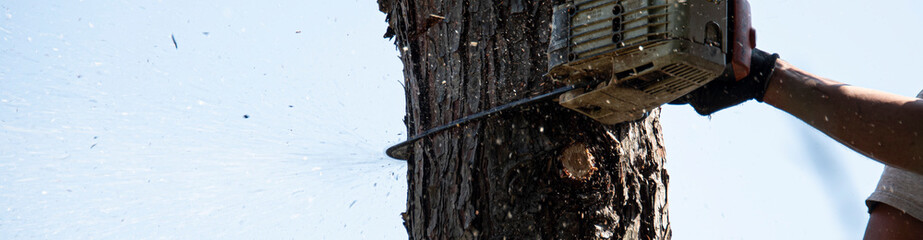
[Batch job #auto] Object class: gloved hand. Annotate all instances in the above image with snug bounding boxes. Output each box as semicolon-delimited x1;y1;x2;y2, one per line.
670;48;780;115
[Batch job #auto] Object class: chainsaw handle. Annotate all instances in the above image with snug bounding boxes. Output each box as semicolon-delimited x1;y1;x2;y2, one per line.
731;0;757;81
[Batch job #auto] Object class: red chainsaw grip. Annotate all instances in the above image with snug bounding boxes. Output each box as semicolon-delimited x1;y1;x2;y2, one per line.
731;0;756;81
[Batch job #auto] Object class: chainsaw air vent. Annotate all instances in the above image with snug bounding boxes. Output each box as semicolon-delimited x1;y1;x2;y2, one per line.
569;0;670;59
641;63;713;96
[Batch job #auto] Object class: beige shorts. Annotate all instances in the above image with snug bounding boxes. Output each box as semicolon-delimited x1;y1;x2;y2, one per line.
865;90;923;220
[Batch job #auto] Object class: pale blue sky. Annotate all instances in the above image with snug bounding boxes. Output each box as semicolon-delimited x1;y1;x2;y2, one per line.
1;0;921;239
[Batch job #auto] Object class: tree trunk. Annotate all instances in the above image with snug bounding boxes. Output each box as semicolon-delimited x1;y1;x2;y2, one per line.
379;1;670;239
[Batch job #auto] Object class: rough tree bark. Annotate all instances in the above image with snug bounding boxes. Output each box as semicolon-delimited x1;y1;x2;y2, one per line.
379;0;670;239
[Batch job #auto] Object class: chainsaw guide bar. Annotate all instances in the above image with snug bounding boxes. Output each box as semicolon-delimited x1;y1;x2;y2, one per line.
385;85;580;160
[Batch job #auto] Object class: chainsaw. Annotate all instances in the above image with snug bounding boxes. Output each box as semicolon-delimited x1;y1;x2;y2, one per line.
386;0;757;160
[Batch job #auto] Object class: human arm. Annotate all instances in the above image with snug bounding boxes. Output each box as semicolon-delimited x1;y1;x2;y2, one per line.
762;60;923;175
865;202;923;240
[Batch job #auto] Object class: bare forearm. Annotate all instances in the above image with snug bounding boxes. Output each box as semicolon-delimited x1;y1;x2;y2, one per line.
763;60;923;174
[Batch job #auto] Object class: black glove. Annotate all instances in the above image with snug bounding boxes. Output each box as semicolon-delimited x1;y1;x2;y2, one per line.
670;48;780;115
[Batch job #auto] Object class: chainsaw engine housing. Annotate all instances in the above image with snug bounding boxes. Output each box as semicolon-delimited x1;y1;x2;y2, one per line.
548;0;731;124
